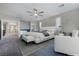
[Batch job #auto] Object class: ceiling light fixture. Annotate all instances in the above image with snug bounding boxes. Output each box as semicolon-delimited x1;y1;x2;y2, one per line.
27;8;44;18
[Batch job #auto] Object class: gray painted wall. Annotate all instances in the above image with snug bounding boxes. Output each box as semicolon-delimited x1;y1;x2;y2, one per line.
61;8;79;32
40;16;56;27
40;8;79;32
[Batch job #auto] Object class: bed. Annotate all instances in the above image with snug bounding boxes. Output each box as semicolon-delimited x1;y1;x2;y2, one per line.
20;27;57;43
21;32;54;43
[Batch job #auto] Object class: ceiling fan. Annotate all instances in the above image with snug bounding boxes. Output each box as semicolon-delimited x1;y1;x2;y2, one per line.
27;8;44;18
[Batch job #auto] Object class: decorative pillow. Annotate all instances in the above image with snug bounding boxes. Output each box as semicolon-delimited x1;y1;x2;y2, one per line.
40;30;49;36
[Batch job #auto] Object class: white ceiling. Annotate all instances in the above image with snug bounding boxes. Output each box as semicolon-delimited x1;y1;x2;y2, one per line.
0;3;79;21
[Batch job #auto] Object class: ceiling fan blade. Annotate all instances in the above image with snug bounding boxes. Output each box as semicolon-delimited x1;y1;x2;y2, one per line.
33;8;37;11
27;11;32;13
39;11;44;13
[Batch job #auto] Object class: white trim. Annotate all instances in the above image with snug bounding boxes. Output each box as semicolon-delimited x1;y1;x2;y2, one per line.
1;19;3;39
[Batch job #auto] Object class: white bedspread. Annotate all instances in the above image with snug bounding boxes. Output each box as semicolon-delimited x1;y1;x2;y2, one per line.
21;32;54;43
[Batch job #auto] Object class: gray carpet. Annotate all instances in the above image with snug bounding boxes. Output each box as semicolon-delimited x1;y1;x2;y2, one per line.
17;39;54;56
17;38;69;56
0;37;22;56
1;34;68;56
29;40;68;56
1;34;55;56
0;35;68;56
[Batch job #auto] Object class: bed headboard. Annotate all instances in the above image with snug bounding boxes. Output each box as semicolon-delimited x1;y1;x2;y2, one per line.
40;26;57;34
41;26;57;30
